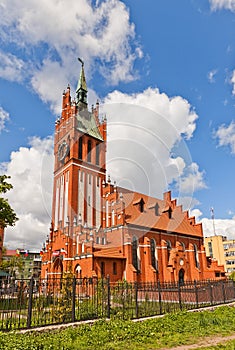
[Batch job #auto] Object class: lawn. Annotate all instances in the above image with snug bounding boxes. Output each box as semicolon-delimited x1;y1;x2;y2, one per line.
1;305;235;349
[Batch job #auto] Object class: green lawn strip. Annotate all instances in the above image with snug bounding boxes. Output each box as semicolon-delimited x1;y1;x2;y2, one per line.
0;306;235;349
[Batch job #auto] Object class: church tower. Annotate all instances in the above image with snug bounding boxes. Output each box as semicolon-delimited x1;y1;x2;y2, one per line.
52;59;106;233
41;60;225;284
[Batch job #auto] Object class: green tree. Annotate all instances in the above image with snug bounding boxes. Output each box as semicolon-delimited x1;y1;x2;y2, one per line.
0;175;18;228
229;271;235;281
0;254;24;276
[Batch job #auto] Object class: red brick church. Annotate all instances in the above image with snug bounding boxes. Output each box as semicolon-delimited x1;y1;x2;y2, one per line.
41;61;225;284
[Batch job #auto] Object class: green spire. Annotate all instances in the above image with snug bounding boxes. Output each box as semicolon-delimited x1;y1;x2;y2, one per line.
76;58;87;106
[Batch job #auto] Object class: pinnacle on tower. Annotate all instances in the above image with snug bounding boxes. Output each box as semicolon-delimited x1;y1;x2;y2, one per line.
76;58;88;107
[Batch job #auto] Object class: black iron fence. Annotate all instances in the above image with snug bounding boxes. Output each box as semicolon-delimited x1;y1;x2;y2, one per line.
0;277;234;331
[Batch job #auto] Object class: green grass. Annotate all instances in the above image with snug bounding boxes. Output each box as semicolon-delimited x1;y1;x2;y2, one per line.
1;306;235;349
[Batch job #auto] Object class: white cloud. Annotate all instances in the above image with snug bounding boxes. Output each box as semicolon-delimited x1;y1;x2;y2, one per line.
189;208;203;221
201;217;235;239
231;70;235;95
0;0;142;113
179;197;200;212
0;51;26;82
207;69;218;83
2;136;54;249
189;206;235;239
214;120;235;154
209;0;235;11
104;88;198;140
102;88;203;201
0;106;10;132
1;85;203;248
178;162;207;194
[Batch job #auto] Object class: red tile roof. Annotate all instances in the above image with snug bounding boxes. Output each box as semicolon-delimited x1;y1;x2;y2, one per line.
117;188;202;237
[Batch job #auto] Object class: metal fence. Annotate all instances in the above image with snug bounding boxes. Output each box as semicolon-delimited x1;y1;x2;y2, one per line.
0;277;234;331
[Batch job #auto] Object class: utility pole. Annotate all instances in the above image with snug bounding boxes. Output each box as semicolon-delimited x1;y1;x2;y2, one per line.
210;207;216;236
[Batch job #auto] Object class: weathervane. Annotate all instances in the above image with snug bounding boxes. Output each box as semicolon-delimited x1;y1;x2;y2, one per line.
78;57;84;67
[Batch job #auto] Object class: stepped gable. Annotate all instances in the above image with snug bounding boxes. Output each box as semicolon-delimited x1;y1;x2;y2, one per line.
117;187;202;237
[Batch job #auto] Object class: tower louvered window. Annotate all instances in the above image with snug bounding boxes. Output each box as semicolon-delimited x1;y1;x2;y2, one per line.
87;140;92;162
78;137;83;159
96;143;100;165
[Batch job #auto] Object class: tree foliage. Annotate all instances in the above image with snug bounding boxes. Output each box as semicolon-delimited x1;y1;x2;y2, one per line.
0;254;24;275
0;175;18;228
229;271;235;281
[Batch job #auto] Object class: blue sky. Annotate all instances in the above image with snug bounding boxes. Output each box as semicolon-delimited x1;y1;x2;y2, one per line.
1;0;235;249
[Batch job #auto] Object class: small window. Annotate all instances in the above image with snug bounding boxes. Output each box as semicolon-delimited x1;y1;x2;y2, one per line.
89;174;91;184
96;237;100;244
102;237;106;245
80;171;83;182
208;241;213;257
97;176;100;187
113;262;117;275
87;140;92;162
168;207;172;219
139;198;144;213
155;203;159;216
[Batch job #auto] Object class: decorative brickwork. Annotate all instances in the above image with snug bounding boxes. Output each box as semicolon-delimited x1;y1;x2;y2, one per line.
41;63;225;284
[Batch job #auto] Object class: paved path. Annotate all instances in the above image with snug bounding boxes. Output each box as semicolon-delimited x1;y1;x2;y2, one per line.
160;333;235;349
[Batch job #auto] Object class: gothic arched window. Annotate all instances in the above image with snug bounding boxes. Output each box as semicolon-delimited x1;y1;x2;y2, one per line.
150;238;158;270
194;244;200;268
179;242;185;252
132;236;139;272
166;240;172;262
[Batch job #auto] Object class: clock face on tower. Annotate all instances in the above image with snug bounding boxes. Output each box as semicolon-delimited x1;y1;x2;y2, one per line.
58;141;69;162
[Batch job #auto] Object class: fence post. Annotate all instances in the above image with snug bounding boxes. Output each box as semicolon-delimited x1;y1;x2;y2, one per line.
71;277;76;322
209;281;213;305
27;277;34;329
107;275;111;319
178;281;182;311
134;281;138;318
158;281;162;314
194;280;199;308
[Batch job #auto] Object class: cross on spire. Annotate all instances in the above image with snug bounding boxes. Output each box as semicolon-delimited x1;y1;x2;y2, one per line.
76;58;87;107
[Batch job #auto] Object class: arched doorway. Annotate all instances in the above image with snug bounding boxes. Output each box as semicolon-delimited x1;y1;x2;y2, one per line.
53;257;63;274
74;264;82;279
179;268;185;285
53;258;63;291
